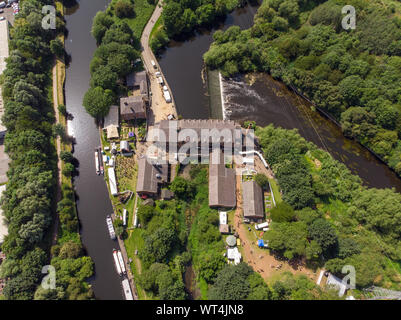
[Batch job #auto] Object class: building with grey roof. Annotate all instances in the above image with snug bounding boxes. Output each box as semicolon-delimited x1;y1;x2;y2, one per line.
209;149;236;209
120;96;146;121
242;180;264;221
136;156;169;196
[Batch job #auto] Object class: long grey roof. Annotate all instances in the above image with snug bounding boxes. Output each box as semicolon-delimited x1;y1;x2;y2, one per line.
242;181;264;219
209;149;236;208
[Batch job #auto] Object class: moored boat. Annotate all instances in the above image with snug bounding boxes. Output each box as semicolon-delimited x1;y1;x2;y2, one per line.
112;249;122;276
106;215;116;240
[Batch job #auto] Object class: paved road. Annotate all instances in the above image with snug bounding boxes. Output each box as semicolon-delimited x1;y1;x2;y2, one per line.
140;0;177;125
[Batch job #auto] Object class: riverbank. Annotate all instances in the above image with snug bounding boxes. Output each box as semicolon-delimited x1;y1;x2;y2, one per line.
220;73;401;192
50;1;95;299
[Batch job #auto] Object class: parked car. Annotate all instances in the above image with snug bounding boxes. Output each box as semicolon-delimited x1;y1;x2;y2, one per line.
0;16;5;21
0;9;4;13
0;2;6;9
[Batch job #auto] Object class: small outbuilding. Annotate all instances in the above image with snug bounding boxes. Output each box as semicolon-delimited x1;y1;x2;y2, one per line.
226;235;237;247
242;180;264;221
103;105;119;140
219;224;230;234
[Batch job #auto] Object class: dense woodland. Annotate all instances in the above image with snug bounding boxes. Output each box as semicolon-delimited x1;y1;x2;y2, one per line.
204;0;401;177
0;0;94;300
257;125;401;291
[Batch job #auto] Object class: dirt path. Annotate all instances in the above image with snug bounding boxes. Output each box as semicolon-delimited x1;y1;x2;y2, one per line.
51;60;63;246
140;0;177;124
234;161;320;283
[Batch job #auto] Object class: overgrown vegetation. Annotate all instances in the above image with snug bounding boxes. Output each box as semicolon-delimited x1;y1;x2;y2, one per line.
257;125;401;290
204;0;401;177
84;0;147;119
150;0;247;53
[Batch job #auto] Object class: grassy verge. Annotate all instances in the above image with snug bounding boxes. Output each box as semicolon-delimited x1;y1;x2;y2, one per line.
268;178;282;204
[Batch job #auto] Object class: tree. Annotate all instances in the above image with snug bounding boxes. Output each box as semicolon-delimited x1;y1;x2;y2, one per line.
137;205;155;225
170;177;193;199
266;221;308;260
198;251;226;283
163;1;184;37
278;0;299;24
113;218;124;237
83;86;115;119
58;104;67;116
53;123;66;140
91;11;114;44
60;151;74;163
270;202;295;222
209;263;253;300
62;163;75;176
140;227;177;266
90;65;119;91
272;16;289;32
115;0;135;19
50;39;65;59
308;219;338;256
254;173;269;189
59;241;82;259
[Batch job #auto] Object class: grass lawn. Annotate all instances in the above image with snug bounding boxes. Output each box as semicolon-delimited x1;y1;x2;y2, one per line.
268;178;282;204
107;0;156;37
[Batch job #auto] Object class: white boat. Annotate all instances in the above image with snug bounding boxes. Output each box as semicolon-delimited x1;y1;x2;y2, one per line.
117;250;126;274
95;151;100;175
122;278;134;300
106;215;116;240
113;249;122;275
122;209;127;226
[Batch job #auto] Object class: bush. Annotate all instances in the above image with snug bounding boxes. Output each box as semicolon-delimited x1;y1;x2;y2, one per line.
115;0;135;18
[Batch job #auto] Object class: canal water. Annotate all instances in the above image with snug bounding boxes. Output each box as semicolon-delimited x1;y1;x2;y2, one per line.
158;2;401;192
158;2;261;119
64;0;123;299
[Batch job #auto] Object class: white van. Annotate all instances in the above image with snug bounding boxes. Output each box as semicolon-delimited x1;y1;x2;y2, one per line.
255;222;269;230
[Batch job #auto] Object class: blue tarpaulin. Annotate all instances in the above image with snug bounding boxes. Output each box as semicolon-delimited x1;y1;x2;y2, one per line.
258;239;264;247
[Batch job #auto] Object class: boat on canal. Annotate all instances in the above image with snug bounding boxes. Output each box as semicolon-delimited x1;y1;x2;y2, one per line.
122;278;134;300
112;249;122;276
95;150;100;175
106;215;116;240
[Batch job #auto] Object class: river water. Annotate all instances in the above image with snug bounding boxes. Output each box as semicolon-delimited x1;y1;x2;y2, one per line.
63;0;401;301
158;2;261;119
64;0;123;300
158;3;401;192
